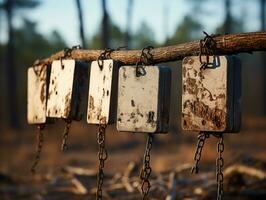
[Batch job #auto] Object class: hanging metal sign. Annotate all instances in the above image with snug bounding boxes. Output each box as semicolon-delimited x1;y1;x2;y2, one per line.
181;55;241;133
87;59;119;124
46;59;88;120
27;64;50;124
117;65;171;133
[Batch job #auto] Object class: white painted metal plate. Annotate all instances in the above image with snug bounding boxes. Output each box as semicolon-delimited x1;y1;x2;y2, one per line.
27;65;50;124
87;59;119;124
46;59;88;120
181;55;241;132
117;66;171;133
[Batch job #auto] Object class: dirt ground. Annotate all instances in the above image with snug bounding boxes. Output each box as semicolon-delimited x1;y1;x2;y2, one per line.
0;116;265;199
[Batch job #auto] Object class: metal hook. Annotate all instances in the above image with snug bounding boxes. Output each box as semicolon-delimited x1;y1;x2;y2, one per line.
97;48;113;70
135;46;154;77
199;31;217;70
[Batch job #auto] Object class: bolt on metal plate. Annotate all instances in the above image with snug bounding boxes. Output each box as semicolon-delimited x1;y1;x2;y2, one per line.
117;65;171;133
46;59;88;120
27;65;51;124
87;59;119;124
181;55;241;133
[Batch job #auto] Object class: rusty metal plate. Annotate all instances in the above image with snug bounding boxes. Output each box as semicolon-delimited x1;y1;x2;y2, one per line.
27;65;50;124
46;59;88;120
87;59;119;124
117;66;171;133
181;55;241;133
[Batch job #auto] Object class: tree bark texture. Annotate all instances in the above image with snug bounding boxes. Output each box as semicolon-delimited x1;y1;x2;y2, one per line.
33;31;266;67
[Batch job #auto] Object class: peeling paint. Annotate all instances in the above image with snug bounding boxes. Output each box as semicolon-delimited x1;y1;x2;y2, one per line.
27;65;49;124
181;56;241;132
117;66;171;133
87;59;119;124
46;60;88;120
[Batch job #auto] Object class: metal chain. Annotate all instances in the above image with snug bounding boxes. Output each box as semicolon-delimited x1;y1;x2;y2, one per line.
31;124;45;174
191;132;210;174
97;47;127;71
60;45;82;67
61;119;72;151
136;46;154;77
216;135;224;200
140;133;154;200
96;117;108;200
97;48;110;70
199;31;217;70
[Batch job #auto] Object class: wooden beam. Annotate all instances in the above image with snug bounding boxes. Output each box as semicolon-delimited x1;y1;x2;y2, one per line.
33;31;266;66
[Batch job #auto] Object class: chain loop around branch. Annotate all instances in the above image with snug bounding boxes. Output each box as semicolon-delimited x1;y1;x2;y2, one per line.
199;31;217;70
96;117;108;200
191;132;210;174
97;47;123;70
136;46;154;77
140;133;154;200
31;124;45;174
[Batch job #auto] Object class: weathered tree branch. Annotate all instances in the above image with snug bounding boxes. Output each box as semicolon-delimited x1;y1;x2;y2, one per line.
34;31;266;66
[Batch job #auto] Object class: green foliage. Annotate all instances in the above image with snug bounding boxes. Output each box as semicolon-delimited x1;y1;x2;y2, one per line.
90;20;158;50
166;15;202;45
90;20;125;49
131;21;158;49
12;0;40;10
0;0;40;11
215;17;244;34
14;18;66;67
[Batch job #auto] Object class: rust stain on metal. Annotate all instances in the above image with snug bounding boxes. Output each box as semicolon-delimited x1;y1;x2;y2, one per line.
27;65;48;124
40;82;46;104
182;57;190;64
87;60;118;124
182;56;229;132
117;65;171;133
147;111;156;128
185;78;198;94
131;100;135;107
46;60;88;120
122;68;127;79
63;92;71;117
183;100;226;130
89;95;95;110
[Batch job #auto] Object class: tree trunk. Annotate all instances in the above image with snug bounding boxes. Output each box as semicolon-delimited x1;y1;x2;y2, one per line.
75;0;86;48
5;0;19;128
261;0;266;30
261;0;266;115
0;10;3;129
163;2;169;43
101;0;109;48
224;0;232;33
125;0;133;48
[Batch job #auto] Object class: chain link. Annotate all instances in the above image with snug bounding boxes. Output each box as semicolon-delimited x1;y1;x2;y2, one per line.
96;117;108;200
61;119;72;151
216;135;224;200
191;132;209;174
31;124;45;174
136;46;154;77
140;133;154;200
199;31;217;70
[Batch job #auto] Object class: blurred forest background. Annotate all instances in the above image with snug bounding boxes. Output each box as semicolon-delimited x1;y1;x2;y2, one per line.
0;0;266;199
0;0;265;129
